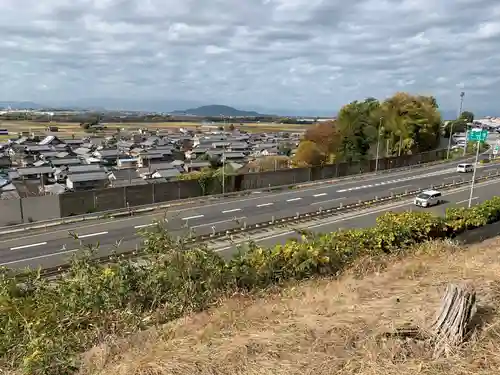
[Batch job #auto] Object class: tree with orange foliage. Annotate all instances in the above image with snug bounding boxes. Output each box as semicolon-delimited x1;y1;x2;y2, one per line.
304;121;342;157
292;140;324;166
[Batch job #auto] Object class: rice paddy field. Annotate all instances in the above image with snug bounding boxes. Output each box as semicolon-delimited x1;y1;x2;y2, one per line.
0;120;308;138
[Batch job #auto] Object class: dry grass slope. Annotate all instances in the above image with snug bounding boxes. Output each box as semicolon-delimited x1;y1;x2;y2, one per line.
79;238;500;375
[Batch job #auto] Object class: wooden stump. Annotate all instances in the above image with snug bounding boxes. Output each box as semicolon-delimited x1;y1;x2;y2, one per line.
430;283;477;358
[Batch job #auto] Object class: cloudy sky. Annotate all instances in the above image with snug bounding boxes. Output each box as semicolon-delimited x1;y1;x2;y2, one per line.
1;0;499;114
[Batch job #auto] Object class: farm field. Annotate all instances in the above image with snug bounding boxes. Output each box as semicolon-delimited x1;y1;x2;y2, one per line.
0;120;309;137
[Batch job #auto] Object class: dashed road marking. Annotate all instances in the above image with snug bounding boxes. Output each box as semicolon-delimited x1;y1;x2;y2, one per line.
134;223;156;229
77;231;108;239
182;215;205;220
287;197;302;202
257;202;274;207
222;208;242;213
10;242;47;251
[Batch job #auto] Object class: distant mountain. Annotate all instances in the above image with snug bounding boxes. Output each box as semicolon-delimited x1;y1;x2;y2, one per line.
46;98;204;113
0;101;44;110
172;104;269;117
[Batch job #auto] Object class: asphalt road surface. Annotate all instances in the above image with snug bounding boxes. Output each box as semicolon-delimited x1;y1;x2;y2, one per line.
1;159;499;270
212;177;500;256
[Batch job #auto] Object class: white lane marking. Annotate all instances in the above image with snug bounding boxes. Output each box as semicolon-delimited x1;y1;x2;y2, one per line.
134;223;155;229
311;197;345;206
77;231;108;239
213;179;500;252
10;242;47;251
0;248;79;266
287;197;302;202
257;202;274;207
182;215;204;220
0;163;469;245
192;217;246;229
222;208;242;213
334;168;470;193
456;197;478;204
389;184;412;190
313;193;327;197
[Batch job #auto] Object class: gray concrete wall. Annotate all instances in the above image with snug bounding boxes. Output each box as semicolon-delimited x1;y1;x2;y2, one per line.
55;149;449;217
0;199;23;226
59;191;96;216
126;185;154;206
21;195;61;223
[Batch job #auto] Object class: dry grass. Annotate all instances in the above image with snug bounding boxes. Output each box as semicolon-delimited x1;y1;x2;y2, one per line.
77;237;500;375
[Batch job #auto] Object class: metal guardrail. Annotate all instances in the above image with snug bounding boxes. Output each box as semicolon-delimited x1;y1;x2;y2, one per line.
30;169;500;279
0;155;474;236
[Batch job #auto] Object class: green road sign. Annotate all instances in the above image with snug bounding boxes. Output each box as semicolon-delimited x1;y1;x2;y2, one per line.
467;128;488;142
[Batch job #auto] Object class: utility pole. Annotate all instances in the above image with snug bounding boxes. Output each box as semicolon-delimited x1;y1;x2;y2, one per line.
468;138;480;208
221;148;225;195
456;91;466;156
375;117;382;172
446;119;454;159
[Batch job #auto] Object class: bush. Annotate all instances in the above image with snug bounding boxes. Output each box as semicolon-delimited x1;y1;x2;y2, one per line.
4;197;500;373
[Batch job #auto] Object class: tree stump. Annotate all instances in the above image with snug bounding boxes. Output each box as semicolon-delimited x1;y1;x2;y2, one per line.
430;283;477;358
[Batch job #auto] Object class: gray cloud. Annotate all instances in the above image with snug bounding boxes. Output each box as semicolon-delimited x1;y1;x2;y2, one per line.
1;0;499;114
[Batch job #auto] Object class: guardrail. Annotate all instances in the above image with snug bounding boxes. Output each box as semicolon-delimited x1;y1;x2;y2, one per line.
27;169;500;279
0;154;475;236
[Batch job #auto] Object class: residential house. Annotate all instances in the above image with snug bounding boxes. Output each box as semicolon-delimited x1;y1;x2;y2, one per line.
24;145;53;154
137;148;173;167
73;147;91;156
50;158;82;167
62;139;84;147
117;157;139;169
184;161;211;172
0;155;12;169
39;151;60;160
16;166;55;181
39;135;63;146
93;149;121;165
227;142;249;152
151;168;181;180
66;172;109;191
187;146;210;160
67;164;105;175
117;140;136;152
108;169;143;187
221;152;246;163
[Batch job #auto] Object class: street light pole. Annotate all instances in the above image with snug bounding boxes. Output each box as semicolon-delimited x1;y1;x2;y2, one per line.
456;91;466;156
468;138;480;208
222;148;225;195
375;117;382;172
446;120;454;159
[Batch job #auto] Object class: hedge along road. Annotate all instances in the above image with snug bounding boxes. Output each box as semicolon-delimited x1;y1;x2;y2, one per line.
1;161;499;270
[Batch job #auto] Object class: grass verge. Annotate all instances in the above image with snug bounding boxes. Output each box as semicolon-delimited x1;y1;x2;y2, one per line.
79;237;500;375
2;196;500;374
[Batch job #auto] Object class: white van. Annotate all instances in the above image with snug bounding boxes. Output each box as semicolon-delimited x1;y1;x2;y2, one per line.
414;190;442;207
456;163;473;173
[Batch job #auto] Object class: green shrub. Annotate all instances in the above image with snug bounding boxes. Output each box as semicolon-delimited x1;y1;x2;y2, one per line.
3;196;500;374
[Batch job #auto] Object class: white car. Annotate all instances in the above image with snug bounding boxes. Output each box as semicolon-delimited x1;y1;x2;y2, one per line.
456;163;473;173
414;190;442;207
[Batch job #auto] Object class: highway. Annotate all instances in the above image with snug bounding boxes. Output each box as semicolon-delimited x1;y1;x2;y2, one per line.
1;158;499;270
212;176;500;256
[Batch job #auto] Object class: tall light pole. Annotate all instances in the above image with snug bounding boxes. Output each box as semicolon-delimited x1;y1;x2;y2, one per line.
375;117;383;172
446;119;454;159
455;91;466;156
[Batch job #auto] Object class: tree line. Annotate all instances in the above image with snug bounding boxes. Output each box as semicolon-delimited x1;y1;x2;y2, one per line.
293;92;451;166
